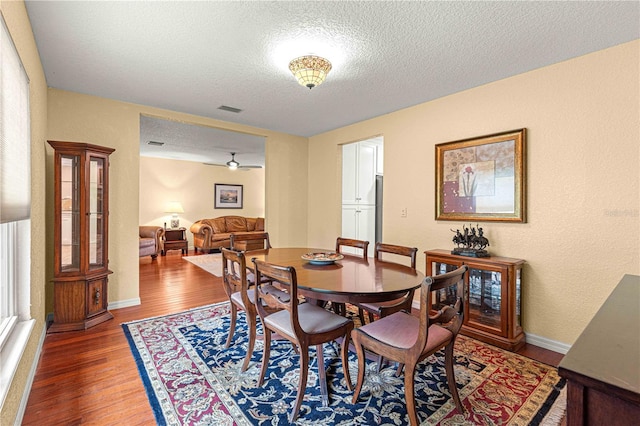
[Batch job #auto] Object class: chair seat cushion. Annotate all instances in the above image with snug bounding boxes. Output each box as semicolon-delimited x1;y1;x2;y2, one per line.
357;311;453;352
139;237;155;250
230;289;256;310
210;233;232;242
265;302;352;337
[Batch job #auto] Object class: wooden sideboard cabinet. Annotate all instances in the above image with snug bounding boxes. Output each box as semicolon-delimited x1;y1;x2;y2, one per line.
48;140;114;333
558;274;640;425
425;249;525;351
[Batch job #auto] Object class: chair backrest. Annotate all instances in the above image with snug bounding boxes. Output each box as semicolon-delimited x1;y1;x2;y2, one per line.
336;237;370;259
252;259;304;338
230;232;272;251
221;248;251;304
412;265;468;358
374;242;418;269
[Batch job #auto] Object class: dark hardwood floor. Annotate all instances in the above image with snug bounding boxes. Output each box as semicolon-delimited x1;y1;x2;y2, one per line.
22;250;563;425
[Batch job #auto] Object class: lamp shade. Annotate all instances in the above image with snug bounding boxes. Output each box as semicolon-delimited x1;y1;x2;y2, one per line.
289;55;332;89
164;201;184;213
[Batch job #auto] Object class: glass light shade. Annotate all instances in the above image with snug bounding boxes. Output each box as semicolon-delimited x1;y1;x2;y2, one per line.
164;201;184;213
289;55;332;89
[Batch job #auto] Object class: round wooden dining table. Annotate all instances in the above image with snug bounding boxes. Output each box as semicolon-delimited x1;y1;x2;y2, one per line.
246;247;424;304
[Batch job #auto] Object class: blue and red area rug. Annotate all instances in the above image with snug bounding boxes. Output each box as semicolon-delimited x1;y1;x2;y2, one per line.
123;302;565;425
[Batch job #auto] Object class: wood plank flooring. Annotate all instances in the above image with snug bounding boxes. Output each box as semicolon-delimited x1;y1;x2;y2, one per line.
21;251;563;425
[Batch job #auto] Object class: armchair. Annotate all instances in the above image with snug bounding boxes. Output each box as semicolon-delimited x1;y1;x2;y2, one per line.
139;226;164;259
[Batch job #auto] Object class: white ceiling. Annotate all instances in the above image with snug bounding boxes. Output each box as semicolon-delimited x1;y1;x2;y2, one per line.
25;1;639;164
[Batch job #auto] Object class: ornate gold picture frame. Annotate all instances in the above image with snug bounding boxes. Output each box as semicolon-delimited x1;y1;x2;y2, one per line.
436;129;526;222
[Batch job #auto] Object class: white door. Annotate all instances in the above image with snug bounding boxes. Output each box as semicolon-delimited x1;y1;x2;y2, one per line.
341;205;375;257
342;142;376;205
341;143;358;204
357;143;377;205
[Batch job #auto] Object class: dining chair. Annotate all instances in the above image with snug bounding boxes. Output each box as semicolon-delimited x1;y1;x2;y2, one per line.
221;248;282;372
355;242;418;370
230;231;272;251
335;237;369;259
351;265;468;426
357;242;418;324
333;237;370;316
252;258;354;423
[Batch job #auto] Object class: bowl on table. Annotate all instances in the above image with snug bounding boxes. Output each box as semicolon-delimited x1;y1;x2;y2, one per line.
301;252;344;265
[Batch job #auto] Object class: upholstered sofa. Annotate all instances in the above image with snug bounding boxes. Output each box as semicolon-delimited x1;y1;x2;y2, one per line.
190;216;265;252
139;226;164;259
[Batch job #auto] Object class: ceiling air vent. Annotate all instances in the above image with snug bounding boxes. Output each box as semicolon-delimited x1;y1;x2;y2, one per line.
218;105;243;113
147;141;164;146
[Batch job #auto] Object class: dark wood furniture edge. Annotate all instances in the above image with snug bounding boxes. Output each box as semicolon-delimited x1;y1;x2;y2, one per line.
558;274;640;425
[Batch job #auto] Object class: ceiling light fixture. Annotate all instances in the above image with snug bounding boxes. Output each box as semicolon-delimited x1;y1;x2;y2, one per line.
288;55;332;89
226;152;240;169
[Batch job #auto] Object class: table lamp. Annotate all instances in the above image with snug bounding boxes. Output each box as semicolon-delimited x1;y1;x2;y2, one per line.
165;201;184;229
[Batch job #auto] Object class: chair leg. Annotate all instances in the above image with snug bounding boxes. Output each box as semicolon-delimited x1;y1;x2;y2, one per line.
358;308;366;325
258;328;271;386
444;342;464;413
225;303;237;348
341;331;353;391
403;363;419;426
351;335;367;403
317;344;329;406
376;354;385;372
332;302;346;316
367;312;375;323
241;312;256;372
290;345;309;423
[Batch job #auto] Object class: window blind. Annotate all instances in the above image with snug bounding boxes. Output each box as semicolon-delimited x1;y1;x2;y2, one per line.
0;14;31;223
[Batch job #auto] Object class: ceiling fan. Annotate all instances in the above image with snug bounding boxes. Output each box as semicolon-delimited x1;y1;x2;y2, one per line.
205;152;263;170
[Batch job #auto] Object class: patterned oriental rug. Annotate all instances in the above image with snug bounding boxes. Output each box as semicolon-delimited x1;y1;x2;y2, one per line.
123;302;566;425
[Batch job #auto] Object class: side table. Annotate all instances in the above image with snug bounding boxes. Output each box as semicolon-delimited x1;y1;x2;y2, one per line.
162;227;188;255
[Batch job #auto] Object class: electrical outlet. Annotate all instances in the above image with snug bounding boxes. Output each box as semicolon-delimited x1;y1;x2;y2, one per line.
401;207;407;218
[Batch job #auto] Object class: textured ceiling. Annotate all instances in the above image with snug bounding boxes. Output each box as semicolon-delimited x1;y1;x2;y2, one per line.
25;1;639;164
140;116;266;167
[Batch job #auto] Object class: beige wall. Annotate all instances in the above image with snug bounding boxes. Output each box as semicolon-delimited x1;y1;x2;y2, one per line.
0;1;48;424
46;91;308;307
139;156;266;249
308;40;640;346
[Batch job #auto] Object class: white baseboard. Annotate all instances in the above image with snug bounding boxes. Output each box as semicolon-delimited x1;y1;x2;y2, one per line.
524;332;571;355
14;322;46;426
411;300;571;354
108;298;141;310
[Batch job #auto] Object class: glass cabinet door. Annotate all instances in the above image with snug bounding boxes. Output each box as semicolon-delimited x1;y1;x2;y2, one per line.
466;264;506;336
60;154;80;272
88;156;105;269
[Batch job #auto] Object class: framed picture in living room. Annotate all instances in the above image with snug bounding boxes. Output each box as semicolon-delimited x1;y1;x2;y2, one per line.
435;128;526;222
215;183;243;209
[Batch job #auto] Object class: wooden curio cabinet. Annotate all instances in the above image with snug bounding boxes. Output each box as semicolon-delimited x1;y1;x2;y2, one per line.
425;249;525;351
48;141;115;333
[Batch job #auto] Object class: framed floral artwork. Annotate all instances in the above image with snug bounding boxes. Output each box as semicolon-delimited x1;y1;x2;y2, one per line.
214;183;243;209
435;129;526;222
